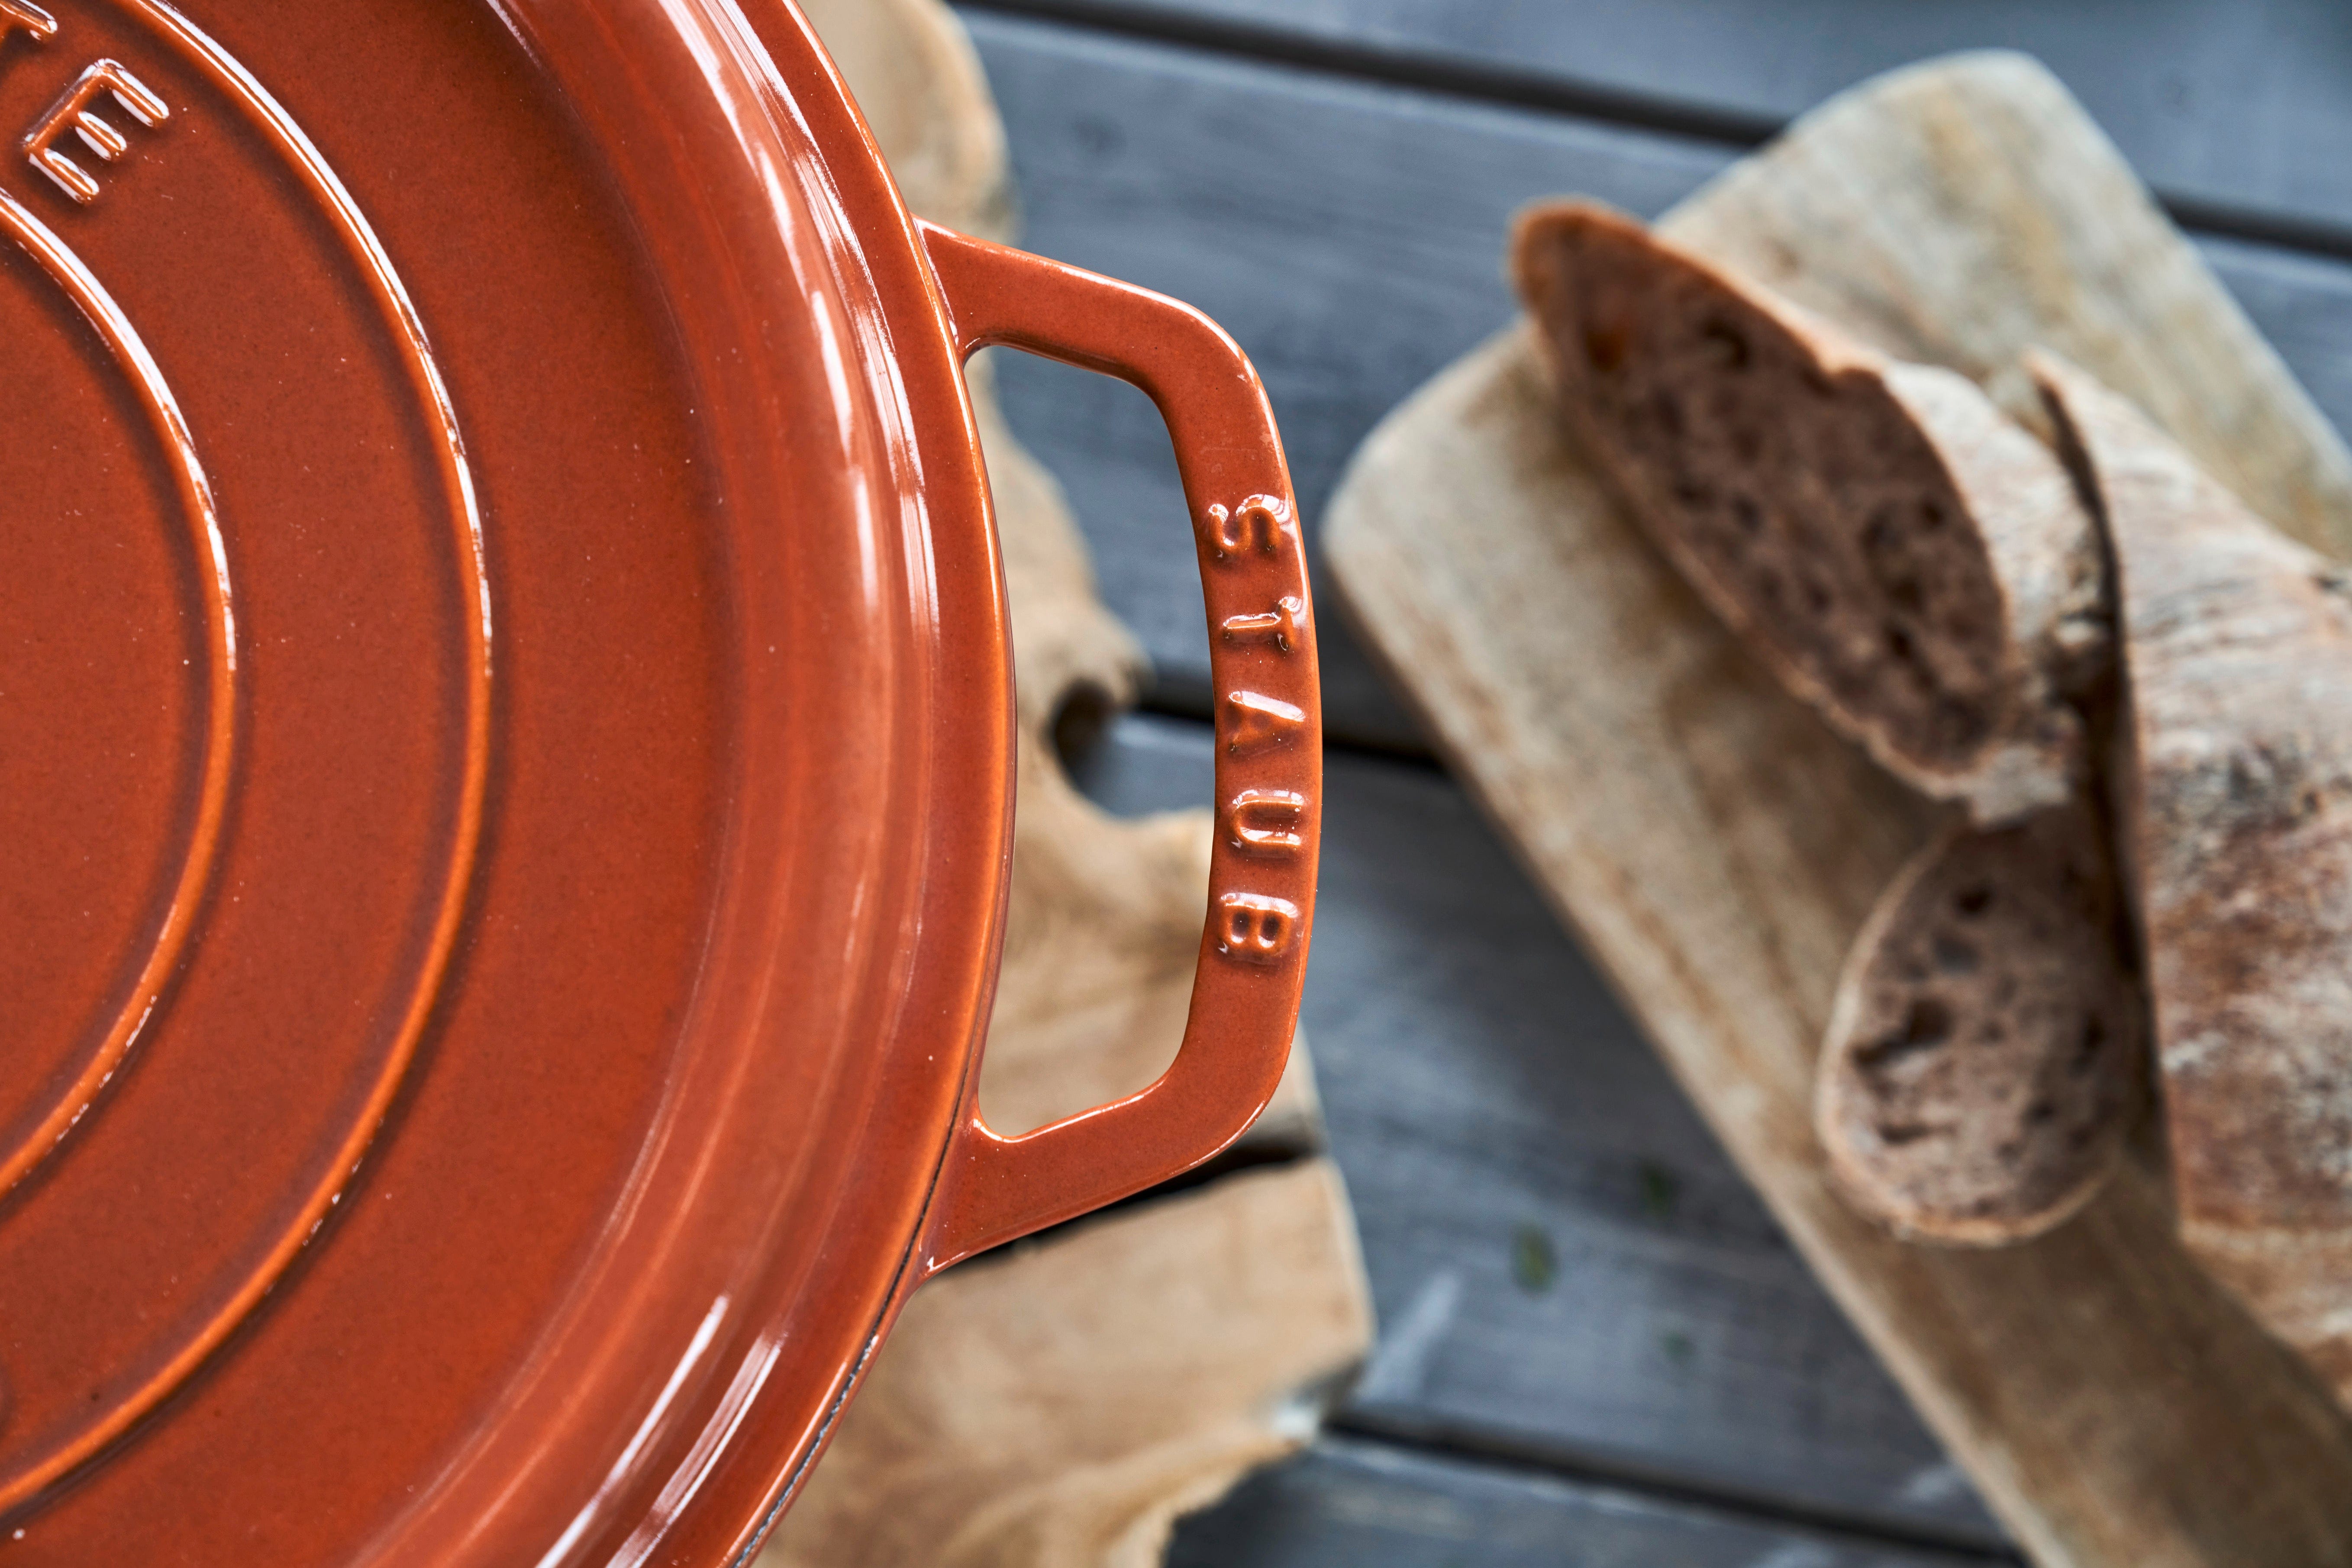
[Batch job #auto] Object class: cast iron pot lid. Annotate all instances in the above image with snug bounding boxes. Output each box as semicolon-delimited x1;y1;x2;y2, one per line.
0;0;1320;1559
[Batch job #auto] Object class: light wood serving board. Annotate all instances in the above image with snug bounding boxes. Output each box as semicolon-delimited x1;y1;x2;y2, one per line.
1324;52;2352;1568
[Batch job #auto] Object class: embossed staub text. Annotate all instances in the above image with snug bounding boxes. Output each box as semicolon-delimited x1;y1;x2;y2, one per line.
1195;487;1316;971
0;4;171;203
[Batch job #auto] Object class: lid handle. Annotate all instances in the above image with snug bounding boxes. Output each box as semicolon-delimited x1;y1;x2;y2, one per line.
916;220;1321;1274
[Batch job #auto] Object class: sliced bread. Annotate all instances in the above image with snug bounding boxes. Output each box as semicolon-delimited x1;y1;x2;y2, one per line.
1512;201;2106;824
1815;806;2143;1245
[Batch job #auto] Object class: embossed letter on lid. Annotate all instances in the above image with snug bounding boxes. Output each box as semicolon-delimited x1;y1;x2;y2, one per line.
1216;893;1301;964
1221;594;1305;652
1203;493;1294;560
1223;690;1305;755
25;59;168;203
0;0;55;58
1224;789;1307;853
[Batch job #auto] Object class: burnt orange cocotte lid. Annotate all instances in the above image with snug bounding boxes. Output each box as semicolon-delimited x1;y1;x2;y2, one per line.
0;0;1321;1560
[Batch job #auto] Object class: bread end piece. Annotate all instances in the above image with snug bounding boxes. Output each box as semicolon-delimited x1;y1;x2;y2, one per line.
2035;349;2352;1404
1512;201;2105;825
1815;807;2143;1246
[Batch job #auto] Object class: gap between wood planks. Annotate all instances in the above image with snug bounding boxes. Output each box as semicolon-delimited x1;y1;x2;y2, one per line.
937;10;2091;1549
950;0;2352;267
955;0;2352;772
1009;708;2020;1559
957;1129;2020;1564
1322;1415;2022;1564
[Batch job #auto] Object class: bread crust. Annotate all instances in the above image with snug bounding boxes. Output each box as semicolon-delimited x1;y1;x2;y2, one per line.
1513;201;2105;825
2037;352;2352;1402
1815;808;2142;1245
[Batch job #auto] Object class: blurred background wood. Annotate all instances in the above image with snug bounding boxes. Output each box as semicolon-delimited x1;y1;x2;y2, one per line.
775;0;2352;1560
953;3;2352;754
1323;52;2352;1568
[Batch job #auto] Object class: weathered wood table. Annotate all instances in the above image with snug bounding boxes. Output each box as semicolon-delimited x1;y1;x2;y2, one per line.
947;2;2352;1560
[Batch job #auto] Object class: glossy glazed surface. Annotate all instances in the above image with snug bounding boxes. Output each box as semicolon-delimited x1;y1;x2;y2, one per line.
0;0;1314;1561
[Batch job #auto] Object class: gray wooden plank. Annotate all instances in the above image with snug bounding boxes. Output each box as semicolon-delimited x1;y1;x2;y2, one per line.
1069;714;2004;1547
965;9;1734;746
2204;232;2352;441
965;0;2352;247
965;13;2352;752
1168;1438;2010;1568
965;10;1736;749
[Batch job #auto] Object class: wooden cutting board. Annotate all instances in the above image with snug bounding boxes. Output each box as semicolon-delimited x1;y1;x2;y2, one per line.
1324;52;2352;1568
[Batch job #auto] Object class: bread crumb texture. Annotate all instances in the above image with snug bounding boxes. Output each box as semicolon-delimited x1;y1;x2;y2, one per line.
1816;807;2142;1245
1514;201;2104;824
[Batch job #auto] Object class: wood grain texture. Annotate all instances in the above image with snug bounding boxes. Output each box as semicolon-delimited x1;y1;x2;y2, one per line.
966;0;2352;243
1169;1438;2004;1568
1320;60;2352;1563
961;13;2352;749
1076;715;2002;1545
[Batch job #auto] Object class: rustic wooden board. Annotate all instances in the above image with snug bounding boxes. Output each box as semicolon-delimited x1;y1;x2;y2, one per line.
961;13;2352;749
959;0;2352;244
1077;715;2000;1545
1169;1438;2003;1568
1322;54;2352;1568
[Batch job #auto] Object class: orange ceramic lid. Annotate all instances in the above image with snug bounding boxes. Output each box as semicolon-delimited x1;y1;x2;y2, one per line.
0;0;1320;1561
